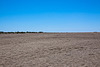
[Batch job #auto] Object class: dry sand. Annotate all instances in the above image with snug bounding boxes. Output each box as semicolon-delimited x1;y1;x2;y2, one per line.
0;33;100;67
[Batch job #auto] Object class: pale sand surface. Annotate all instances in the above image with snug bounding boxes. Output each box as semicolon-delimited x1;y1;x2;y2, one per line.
0;33;100;67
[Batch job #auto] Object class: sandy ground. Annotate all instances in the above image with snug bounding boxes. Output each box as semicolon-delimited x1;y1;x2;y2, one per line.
0;33;100;67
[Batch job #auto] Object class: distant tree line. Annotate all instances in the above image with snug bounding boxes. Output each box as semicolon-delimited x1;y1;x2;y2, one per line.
0;31;43;34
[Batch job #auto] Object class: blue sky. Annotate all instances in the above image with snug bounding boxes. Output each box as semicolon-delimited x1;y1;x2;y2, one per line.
0;0;100;32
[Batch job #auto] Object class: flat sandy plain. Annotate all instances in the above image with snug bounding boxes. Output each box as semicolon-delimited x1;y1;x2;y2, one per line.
0;33;100;67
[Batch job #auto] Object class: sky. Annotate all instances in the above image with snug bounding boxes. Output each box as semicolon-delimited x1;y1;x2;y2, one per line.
0;0;100;32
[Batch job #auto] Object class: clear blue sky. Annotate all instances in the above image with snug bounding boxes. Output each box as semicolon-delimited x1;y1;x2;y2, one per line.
0;0;100;32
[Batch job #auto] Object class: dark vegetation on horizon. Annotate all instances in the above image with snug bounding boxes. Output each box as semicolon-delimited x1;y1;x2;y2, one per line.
0;31;99;34
0;31;44;34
